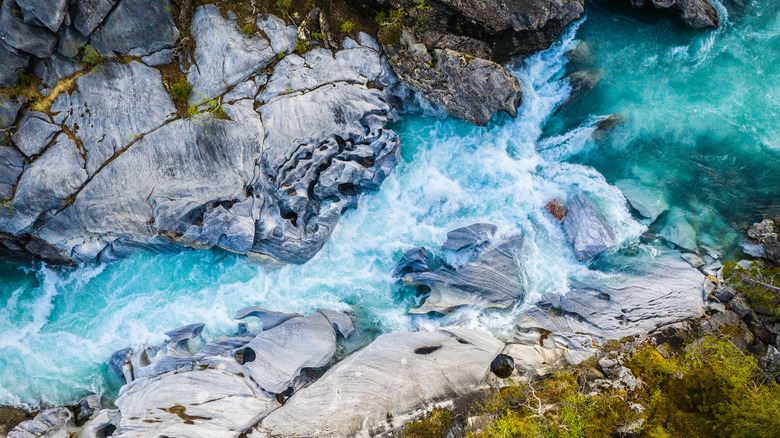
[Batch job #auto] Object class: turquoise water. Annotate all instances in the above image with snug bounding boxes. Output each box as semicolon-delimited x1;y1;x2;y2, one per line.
2;0;779;408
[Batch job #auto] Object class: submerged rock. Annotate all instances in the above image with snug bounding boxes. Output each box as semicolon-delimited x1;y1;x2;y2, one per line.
613;0;720;29
615;180;668;222
251;328;504;437
563;193;616;261
659;208;697;250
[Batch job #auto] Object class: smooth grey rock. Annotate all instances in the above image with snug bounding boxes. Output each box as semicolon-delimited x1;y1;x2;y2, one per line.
614;0;719;28
8;408;76;438
58;25;89;58
503;343;569;378
441;223;498;252
16;0;69;32
11;111;61;157
141;48;174;67
183;205;256;254
660;208;697;250
392;247;433;278
514;251;705;351
0;94;24;144
0;0;57;57
681;252;705;269
234;307;302;330
52;61;177;175
404;235;525;314
72;0;116;36
252;329;503;437
0;134;88;236
563;193;616;261
223;77;262;102
188;5;275;104
114;358;279;438
0;145;24;199
75;409;120;438
34;55;84;96
0;40;30;87
741;242;766;258
239;313;336;394
615;179;668;221
93;0;178;57
165;323;205;347
256;14;298;54
317;308;356;338
383;29;522;126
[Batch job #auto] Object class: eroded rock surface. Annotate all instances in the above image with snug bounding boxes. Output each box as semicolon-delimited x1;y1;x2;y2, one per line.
614;0;720;28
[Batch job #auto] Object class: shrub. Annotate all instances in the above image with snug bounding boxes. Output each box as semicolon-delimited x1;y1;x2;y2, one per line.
403;409;451;438
722;261;780;316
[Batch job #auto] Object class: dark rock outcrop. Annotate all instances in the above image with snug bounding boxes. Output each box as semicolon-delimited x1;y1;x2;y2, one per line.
613;0;720;29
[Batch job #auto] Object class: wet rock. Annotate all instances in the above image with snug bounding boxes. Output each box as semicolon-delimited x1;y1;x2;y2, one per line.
51;61;177;176
256;14;298;54
441;223;498;252
563;193;615;261
561;69;603;109
382;28;522;126
615;180;668;221
72;0;116;36
8;408;76;438
76;395;102;422
681;252;705;269
16;0;69;32
239;313;336;394
182;205;256;254
392;247;434;278
188;5;275;103
317;308;356;338
490;353;515;378
115;358;280;438
614;0;720;29
0;0;57;57
0;40;30;87
515;251;705;350
252;328;503;437
545;199;568;221
404;235;525;314
93;0;179;57
235;307;303;330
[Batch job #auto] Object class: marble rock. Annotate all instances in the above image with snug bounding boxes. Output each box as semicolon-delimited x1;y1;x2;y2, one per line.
238;313;337;394
256;14;298;54
403;234;525;314
114;359;279;438
0;0;57;57
75;409;120;438
16;0;69;32
563;192;616;261
441;223;498;252
659;208;697;251
72;0;116;36
11;111;61;157
514;251;705;351
392;247;434;278
0;94;24;144
251;328;504;437
93;0;179;57
0;40;31;87
317;308;356;338
8;408;76;438
0;145;24;199
33;55;84;96
615;179;669;222
235;307;303;331
188;5;276;104
614;0;719;28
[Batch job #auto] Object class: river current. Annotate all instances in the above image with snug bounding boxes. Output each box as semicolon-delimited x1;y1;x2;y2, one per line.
2;0;778;408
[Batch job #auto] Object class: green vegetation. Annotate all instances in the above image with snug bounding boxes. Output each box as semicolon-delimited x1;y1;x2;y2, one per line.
294;38;310;54
169;80;192;104
340;20;355;35
722;261;780;316
187;98;229;120
403;335;780;438
403;409;451;438
241;23;256;36
80;46;104;67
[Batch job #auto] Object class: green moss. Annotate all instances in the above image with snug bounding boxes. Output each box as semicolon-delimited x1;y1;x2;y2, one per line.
169;80;192;104
294;39;310;54
241;23;256;36
722;261;780;316
340;20;355;34
403;409;451;438
79;46;104;67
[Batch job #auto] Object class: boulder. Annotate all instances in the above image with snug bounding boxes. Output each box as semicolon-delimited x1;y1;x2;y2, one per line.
382;28;522;126
75;409;120;438
92;0;179;57
0;40;30;87
72;0;116;36
563;193;616;261
256;14;298;55
0;94;24;142
187;5;276;104
11;111;61;157
234;307;303;330
545;199;568;221
51;61;177;175
0;133;88;236
57;25;90;58
0;0;57;57
317;308;357;338
251;329;504;437
613;0;719;29
238;314;337;394
392;247;434;278
441;223;498;252
8;408;76;438
16;0;69;32
514;251;705;351
659;208;697;250
403;234;525;314
114;359;279;438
